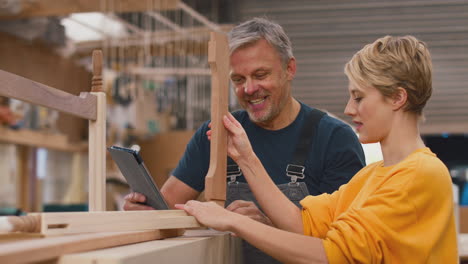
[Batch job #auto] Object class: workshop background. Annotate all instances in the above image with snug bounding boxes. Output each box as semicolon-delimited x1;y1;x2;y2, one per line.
0;0;467;239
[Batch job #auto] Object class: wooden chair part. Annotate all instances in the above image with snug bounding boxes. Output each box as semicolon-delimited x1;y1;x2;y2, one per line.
88;50;107;211
204;32;230;206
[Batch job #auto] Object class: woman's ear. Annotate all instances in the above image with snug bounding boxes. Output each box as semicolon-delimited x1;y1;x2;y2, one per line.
391;87;408;111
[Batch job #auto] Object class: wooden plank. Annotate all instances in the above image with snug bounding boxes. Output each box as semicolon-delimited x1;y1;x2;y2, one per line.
36;210;200;235
204;32;229;206
0;127;87;152
88;50;106;212
58;229;241;264
0;211;200;235
0;0;180;20
131;67;211;76
0;233;44;244
0;69;97;120
88;92;106;211
0;229;182;264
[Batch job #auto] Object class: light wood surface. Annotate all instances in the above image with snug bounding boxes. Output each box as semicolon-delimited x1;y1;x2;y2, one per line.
204;32;230;206
0;0;180;20
58;229;241;264
0;69;97;121
31;210;200;235
88;49;106;211
88;91;106;212
0;229;181;264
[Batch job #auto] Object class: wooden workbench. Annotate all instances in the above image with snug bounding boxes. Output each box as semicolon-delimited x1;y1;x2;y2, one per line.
58;229;241;264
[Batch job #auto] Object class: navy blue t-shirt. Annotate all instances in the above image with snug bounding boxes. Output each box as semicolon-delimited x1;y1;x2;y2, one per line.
173;102;365;196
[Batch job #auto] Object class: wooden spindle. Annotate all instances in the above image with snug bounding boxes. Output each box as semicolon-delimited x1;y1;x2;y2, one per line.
91;50;103;93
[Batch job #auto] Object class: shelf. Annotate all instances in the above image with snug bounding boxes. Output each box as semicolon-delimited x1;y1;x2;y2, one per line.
0;127;87;152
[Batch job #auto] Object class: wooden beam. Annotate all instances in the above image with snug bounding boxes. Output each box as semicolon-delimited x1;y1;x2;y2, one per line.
0;127;87;152
0;229;183;264
0;210;200;235
41;211;198;235
130;67;211;77
0;69;97;120
0;0;180;20
73;25;233;52
204;32;229;206
36;210;200;235
88;51;106;212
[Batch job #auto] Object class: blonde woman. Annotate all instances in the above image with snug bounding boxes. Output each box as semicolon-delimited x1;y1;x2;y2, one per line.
176;36;457;263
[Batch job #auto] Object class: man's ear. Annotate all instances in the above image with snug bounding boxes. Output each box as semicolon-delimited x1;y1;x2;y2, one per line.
286;57;297;81
391;87;408;111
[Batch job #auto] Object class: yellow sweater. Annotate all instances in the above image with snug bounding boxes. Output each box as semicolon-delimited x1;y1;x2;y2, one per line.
301;148;457;263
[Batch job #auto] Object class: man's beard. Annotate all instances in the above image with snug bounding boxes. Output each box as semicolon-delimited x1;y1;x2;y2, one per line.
246;104;280;124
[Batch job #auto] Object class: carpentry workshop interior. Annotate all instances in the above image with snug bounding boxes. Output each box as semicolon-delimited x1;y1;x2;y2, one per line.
0;0;467;263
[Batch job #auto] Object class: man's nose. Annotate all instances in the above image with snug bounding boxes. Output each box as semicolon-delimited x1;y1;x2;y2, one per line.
244;79;258;95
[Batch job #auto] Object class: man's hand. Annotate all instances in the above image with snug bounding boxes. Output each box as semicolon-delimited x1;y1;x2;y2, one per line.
226;200;273;226
123;192;154;210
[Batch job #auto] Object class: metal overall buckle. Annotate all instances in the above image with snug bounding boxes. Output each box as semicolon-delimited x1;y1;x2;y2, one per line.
286;164;305;186
227;164;242;184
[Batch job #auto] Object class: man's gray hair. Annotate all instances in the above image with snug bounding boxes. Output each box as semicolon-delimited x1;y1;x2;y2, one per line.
228;17;294;66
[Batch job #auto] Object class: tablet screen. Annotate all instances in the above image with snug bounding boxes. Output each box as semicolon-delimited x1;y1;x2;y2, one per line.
108;146;169;210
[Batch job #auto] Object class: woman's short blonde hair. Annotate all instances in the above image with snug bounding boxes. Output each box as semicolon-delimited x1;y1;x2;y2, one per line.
344;35;432;115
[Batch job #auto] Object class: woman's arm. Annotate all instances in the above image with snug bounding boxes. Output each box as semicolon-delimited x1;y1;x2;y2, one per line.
177;200;328;264
209;113;303;232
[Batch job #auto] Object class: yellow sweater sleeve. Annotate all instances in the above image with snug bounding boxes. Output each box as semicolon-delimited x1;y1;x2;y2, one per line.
301;184;344;238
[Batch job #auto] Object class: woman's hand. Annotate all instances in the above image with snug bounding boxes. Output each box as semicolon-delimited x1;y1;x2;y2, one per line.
175;200;237;232
226;200;273;226
206;112;254;163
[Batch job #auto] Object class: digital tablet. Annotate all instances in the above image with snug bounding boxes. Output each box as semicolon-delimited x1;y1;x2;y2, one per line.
108;145;169;210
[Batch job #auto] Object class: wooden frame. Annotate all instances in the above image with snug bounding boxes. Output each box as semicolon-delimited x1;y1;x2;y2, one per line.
0;50;106;211
0;50;205;263
0;31;235;262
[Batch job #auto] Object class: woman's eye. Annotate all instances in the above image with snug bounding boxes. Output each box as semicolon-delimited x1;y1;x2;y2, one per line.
354;97;362;102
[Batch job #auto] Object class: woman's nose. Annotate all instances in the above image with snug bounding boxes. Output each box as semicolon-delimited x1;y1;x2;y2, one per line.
344;98;355;117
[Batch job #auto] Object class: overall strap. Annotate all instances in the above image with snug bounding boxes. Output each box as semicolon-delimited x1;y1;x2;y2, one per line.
286;108;326;183
227;158;242;184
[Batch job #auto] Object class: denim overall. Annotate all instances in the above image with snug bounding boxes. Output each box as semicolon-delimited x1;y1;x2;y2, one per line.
225;109;325;264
